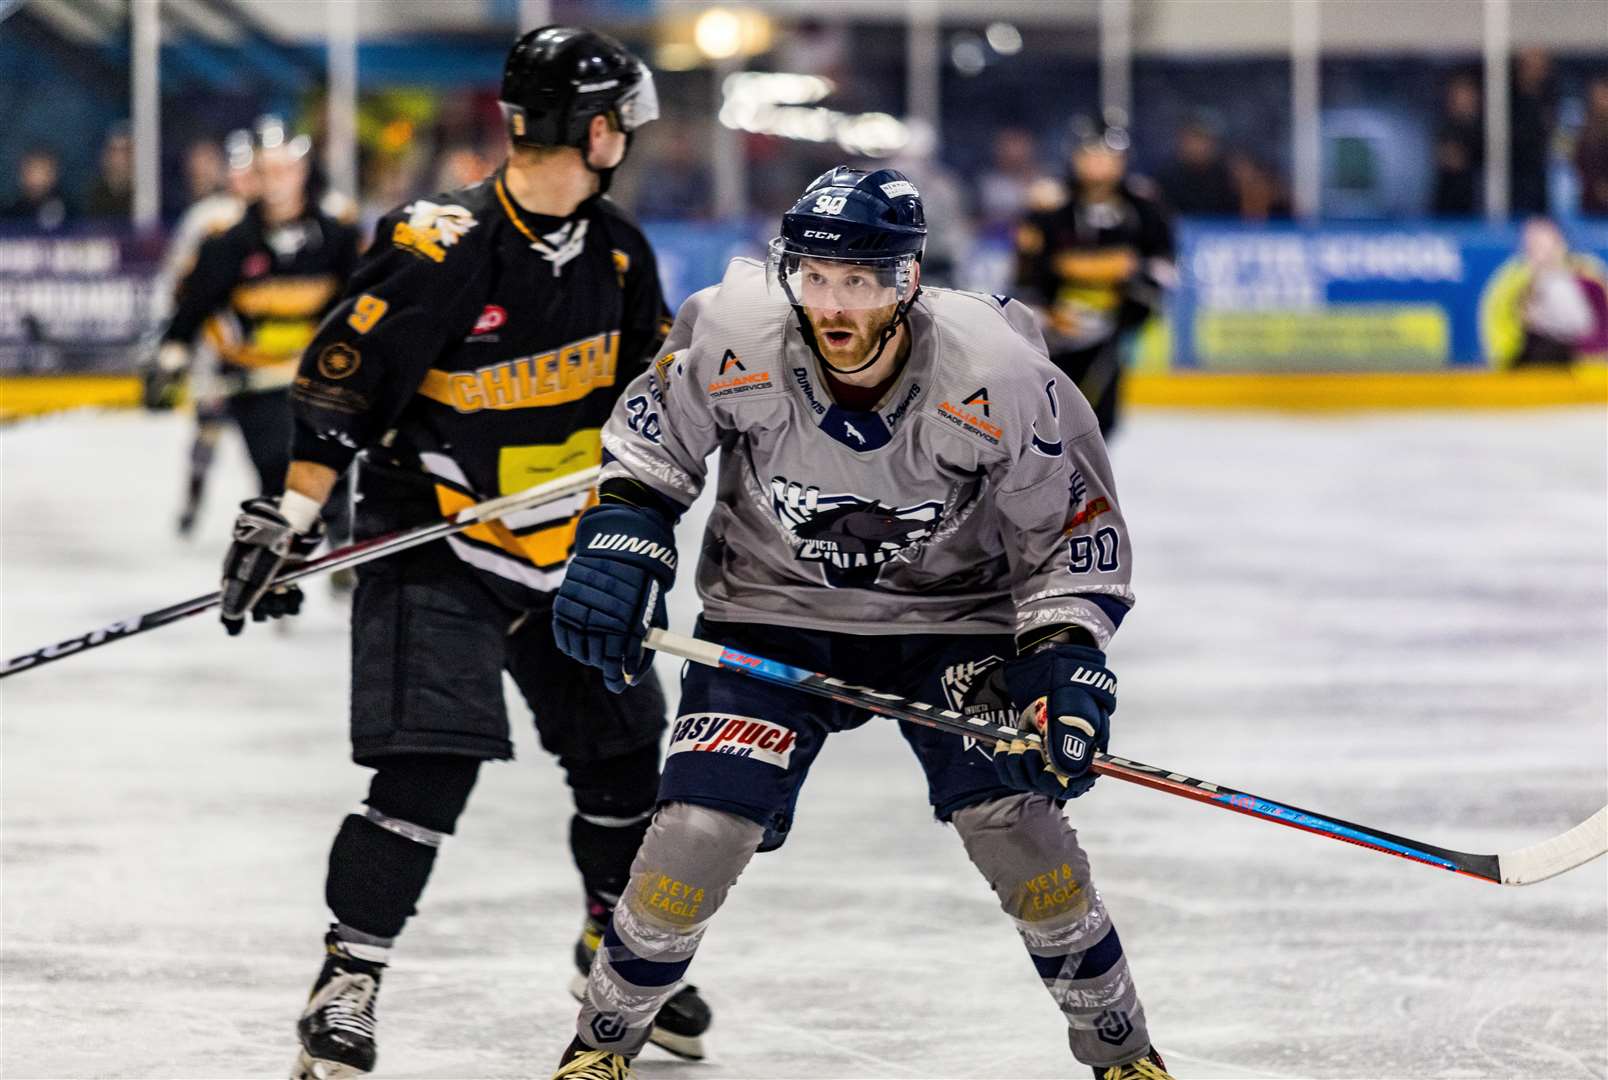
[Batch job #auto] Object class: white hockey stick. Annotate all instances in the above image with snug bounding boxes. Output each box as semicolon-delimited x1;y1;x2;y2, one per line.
2;465;601;679
647;628;1608;886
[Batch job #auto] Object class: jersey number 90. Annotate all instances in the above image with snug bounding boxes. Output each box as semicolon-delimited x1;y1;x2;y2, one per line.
1068;527;1120;573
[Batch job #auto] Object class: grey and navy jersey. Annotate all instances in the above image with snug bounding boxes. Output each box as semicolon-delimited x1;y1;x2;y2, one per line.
600;258;1134;644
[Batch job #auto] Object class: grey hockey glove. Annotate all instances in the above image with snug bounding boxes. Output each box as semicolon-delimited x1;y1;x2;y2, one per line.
219;496;324;636
996;643;1115;801
553;504;675;693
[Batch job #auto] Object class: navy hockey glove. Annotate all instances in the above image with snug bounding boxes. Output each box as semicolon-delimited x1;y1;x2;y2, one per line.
995;644;1115;801
219;496;324;636
553;504;676;694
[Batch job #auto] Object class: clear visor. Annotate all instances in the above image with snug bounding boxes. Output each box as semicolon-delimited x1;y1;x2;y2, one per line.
615;63;660;132
767;237;916;311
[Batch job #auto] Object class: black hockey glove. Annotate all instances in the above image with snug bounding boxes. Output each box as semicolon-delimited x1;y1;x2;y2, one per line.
553;504;675;694
995;643;1115;801
219;496;324;636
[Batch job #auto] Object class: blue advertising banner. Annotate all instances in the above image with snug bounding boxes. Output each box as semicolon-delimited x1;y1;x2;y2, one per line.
1169;221;1608;370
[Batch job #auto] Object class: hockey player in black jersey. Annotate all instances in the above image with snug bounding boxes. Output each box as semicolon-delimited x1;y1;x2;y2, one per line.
212;28;709;1079
1013;116;1175;437
149;117;362;502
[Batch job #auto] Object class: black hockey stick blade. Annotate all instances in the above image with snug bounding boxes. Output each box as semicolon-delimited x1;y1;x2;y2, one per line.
646;629;1608;887
1;466;601;680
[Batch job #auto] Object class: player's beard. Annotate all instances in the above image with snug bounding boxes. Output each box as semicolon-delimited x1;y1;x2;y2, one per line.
806;300;899;376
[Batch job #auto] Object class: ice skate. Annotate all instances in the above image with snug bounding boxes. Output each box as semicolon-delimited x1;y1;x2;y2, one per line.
291;930;385;1080
571;907;711;1060
552;1036;633;1079
1095;1047;1173;1080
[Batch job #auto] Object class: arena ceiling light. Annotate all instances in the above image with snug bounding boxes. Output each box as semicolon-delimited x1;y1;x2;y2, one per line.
718;70;911;157
691;7;773;62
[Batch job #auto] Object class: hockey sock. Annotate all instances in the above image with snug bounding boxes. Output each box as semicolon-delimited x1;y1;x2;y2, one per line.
576;802;763;1056
324;755;479;940
562;744;660;910
951;794;1152;1069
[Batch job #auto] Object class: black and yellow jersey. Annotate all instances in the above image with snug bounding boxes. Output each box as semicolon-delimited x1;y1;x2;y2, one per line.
290;168;670;606
163;201;361;385
1013;178;1173;351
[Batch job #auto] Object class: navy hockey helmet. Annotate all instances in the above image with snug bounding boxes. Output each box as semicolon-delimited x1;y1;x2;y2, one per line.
776;166;927;261
770;167;928;375
499;26;659;152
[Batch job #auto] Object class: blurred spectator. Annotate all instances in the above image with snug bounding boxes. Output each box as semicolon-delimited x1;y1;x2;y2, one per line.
1432;73;1484;216
1228;153;1291;221
184;138;228;202
432;145;494;192
84;126;134;220
1574;76;1608;217
1514;218;1606;364
631;119;714;220
882;120;972;285
976;128;1046;228
1154;117;1237;217
2;146;71;230
1510;49;1556;216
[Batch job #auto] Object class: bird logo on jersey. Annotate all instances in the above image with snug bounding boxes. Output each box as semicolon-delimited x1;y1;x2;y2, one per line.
769;476;942;588
392;200;478;263
939;655;1014;760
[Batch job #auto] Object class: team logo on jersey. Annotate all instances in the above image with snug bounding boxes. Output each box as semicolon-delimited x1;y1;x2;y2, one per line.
611;248;630;286
666;713;797;769
962;387;991;417
392;200;477;263
939;655;1013;759
769;476;942;588
316;342;360;380
719;348;745;374
654;350;680;383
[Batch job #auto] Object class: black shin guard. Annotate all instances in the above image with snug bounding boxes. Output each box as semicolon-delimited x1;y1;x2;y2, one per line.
325;755;480;940
562;744;660;907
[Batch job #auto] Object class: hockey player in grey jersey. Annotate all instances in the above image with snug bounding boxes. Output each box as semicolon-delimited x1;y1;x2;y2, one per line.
549;167;1172;1080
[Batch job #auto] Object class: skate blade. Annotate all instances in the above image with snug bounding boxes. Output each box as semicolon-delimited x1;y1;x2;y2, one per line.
568;975;705;1061
647;1027;705;1061
292;1048;369;1080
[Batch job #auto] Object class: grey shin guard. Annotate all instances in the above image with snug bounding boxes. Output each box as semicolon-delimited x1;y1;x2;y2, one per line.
577;802;765;1056
952;794;1151;1069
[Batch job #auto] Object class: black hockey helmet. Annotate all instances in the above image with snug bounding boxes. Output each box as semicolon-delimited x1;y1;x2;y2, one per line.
499;26;659;151
769;167;928;375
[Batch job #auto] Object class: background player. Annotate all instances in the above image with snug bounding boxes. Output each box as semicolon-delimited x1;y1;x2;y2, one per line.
212;27;709;1080
549;168;1172;1080
1013;115;1174;437
147;117;362;510
148;128;258;536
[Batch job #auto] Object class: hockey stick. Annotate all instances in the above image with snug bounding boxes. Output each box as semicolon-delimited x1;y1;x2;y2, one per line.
646;628;1608;887
0;465;602;680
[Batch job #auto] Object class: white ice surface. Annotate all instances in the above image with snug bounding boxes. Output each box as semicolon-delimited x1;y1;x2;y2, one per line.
2;408;1605;1080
